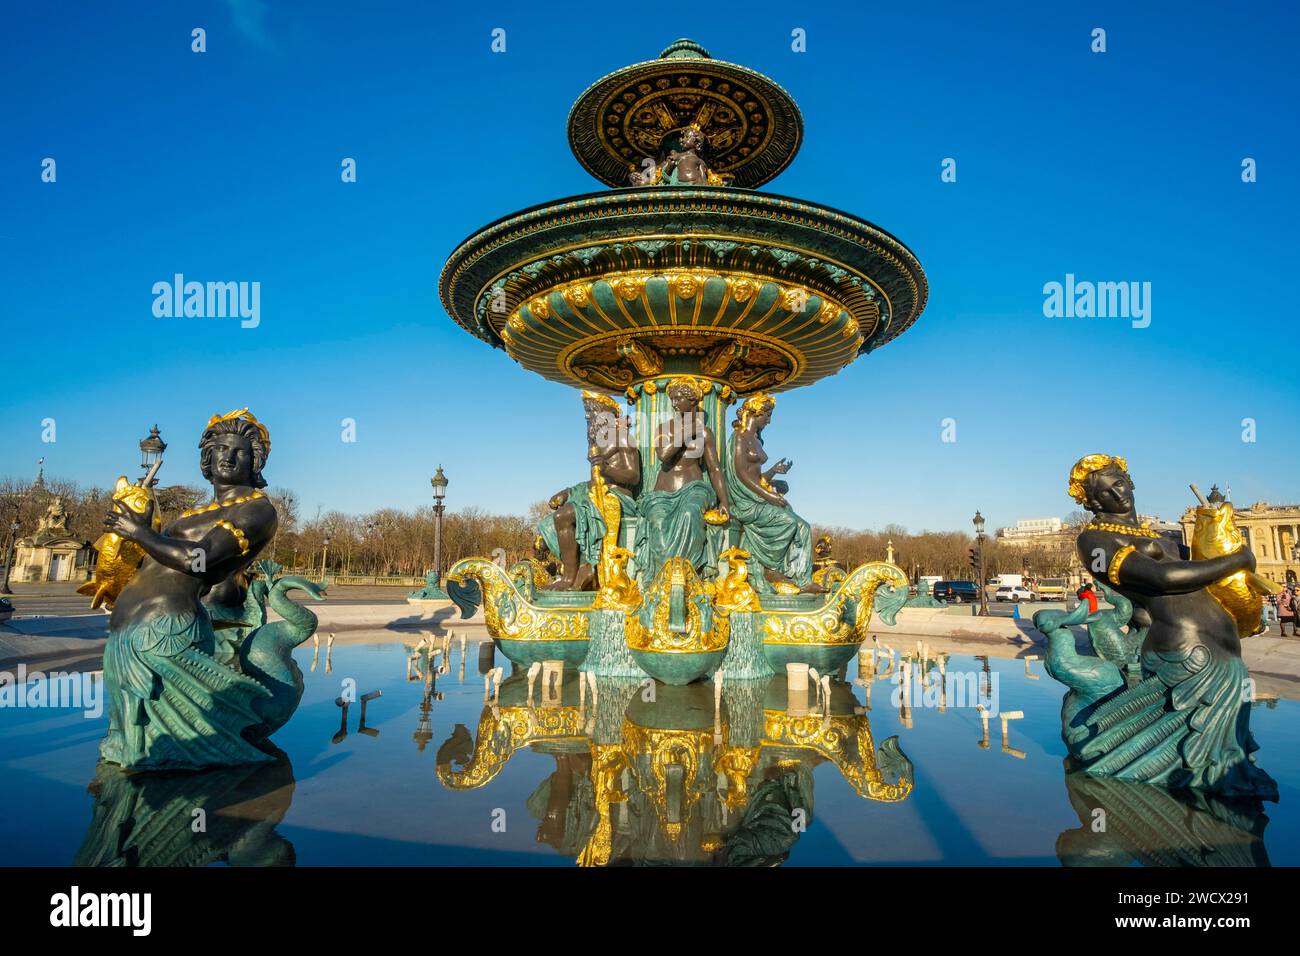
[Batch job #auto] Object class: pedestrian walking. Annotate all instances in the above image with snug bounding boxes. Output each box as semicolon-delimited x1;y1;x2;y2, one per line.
1279;586;1297;638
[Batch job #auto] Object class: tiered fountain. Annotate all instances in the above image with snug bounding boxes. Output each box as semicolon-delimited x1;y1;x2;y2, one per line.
440;39;927;686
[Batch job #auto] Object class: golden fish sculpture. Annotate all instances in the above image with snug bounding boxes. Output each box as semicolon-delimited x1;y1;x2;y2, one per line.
78;476;162;610
1189;498;1280;638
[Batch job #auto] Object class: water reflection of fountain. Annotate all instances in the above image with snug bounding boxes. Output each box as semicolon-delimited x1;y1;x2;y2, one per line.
434;662;912;866
76;754;296;867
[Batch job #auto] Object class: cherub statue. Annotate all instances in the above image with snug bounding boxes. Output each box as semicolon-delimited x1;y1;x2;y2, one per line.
660;126;713;185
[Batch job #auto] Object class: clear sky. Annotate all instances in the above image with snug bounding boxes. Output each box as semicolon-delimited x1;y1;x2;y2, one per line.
3;0;1296;532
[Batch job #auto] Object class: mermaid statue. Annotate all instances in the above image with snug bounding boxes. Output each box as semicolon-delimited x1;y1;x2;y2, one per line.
634;377;730;584
1033;454;1277;798
538;391;640;590
92;409;325;772
722;393;821;594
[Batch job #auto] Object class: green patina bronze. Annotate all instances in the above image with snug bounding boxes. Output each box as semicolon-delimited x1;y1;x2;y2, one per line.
92;412;325;773
1034;458;1277;798
408;569;449;600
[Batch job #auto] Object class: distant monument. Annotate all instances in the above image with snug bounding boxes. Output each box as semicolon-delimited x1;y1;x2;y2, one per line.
14;497;92;582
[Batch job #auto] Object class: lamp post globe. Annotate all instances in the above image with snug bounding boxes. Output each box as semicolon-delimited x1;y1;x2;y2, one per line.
139;425;166;485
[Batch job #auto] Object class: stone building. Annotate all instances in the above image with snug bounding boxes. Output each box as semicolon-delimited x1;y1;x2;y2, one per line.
13;497;94;582
1180;498;1300;585
996;517;1063;544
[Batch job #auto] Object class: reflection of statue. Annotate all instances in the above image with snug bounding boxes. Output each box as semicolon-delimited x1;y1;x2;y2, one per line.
436;671;911;866
723;394;820;594
1033;455;1277;798
76;753;296;867
539;392;641;590
635;377;730;582
527;753;597;854
95;409;325;771
1056;771;1270;867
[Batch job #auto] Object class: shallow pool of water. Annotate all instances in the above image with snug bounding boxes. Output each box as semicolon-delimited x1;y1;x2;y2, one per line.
2;634;1296;866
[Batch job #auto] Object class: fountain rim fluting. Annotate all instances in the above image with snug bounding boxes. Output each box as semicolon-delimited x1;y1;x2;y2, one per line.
439;186;928;380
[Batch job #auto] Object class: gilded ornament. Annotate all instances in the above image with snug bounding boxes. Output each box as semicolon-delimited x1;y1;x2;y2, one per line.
214;519;251;556
562;282;592;309
667;272;704;299
1106;545;1137;587
780;286;811;312
446;557;590;645
726;276;758;302
179;489;266;518
611;275;645;301
710;547;763;612
615;336;664;376
762;562;909;646
625;557;726;652
589;465;640;611
1086;519;1160;538
78;476;164;610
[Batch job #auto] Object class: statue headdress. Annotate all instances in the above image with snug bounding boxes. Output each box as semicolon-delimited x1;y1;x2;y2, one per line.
1068;453;1128;505
734;392;775;431
204;408;271;455
200;408;271;488
581;390;622;415
665;376;709;403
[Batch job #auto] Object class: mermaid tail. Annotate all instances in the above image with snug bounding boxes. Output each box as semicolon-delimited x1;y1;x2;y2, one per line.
101;611;275;771
1066;647;1277;799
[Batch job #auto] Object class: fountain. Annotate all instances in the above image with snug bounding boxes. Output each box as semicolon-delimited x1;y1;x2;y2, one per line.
441;39;923;685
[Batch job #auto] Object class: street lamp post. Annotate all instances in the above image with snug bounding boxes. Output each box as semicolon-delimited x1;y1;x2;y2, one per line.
430;466;449;592
973;510;990;617
320;532;331;581
366;520;377;579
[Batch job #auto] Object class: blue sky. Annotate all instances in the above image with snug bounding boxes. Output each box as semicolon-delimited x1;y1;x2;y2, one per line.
2;0;1296;532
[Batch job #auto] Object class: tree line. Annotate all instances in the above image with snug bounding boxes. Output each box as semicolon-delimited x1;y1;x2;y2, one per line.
1;474;1084;581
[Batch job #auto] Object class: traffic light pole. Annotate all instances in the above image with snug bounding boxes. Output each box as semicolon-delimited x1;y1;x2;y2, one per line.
977;538;989;616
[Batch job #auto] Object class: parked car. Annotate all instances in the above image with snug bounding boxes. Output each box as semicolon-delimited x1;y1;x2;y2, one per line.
932;580;980;604
994;585;1038;603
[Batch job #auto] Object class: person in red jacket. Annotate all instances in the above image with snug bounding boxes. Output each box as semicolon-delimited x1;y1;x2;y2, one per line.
1076;581;1100;614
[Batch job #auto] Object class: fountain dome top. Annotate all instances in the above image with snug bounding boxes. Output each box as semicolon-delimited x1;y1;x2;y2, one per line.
567;38;804;190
